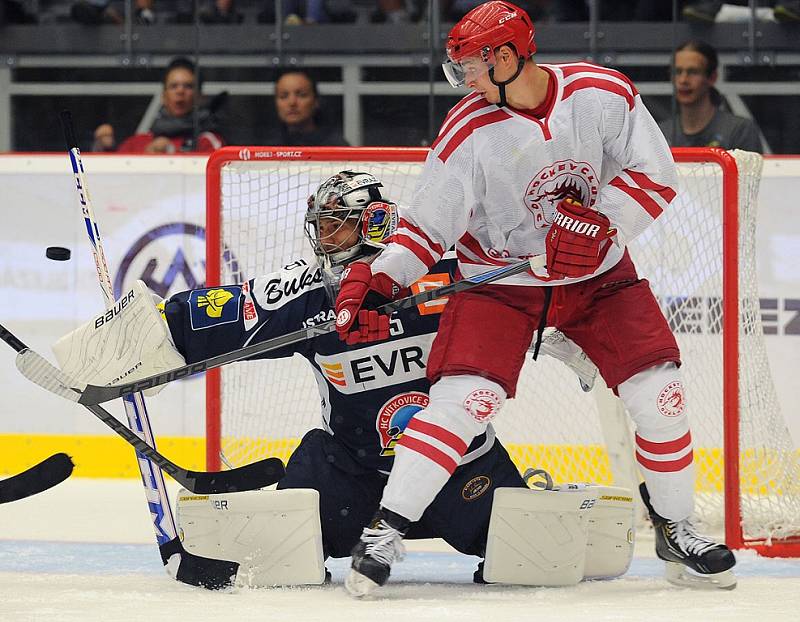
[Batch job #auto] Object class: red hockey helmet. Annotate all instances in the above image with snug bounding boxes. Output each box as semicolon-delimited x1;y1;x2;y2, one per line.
446;1;536;65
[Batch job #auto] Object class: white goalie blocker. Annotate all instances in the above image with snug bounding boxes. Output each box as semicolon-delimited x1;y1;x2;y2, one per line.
176;488;326;587
483;484;635;586
51;280;184;395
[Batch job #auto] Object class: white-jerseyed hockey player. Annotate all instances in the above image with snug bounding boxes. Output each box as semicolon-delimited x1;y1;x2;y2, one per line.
334;0;736;596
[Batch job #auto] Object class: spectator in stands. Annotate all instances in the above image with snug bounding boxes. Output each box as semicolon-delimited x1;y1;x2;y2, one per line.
199;0;243;23
70;0;156;24
91;57;225;154
1;0;38;23
682;1;800;23
257;0;356;23
659;40;763;152
264;70;348;146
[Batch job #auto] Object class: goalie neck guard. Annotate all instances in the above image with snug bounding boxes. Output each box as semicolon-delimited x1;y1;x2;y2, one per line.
304;170;398;299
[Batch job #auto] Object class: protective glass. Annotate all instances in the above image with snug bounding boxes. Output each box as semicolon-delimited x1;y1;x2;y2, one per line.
442;48;495;88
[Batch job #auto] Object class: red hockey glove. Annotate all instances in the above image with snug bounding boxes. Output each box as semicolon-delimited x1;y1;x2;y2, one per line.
334;262;404;344
545;197;616;280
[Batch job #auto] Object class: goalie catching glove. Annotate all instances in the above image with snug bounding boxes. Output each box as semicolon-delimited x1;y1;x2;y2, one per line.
546;197;617;280
52;280;185;396
334;261;406;344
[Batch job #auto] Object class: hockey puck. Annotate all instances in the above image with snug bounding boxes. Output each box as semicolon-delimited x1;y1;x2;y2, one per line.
45;246;71;261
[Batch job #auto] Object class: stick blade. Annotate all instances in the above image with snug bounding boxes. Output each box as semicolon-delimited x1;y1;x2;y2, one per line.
16;349;83;403
185;457;285;494
0;453;74;504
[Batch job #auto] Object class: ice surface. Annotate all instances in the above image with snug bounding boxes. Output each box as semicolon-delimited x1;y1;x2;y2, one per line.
2;478;799;622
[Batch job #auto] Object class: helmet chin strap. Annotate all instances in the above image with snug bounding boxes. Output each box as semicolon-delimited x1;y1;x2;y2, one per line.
489;56;526;108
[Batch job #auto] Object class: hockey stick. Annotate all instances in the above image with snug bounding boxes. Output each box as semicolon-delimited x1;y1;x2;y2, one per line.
58;111;266;589
20;254;545;406
0;324;284;495
0;453;74;504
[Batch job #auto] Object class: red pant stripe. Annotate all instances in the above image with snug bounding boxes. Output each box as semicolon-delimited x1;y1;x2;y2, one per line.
635;430;692;455
636;449;694;473
397;435;458;474
406;418;469;455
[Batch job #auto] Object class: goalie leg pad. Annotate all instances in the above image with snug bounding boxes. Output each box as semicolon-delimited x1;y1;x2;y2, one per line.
483;487;597;586
584;486;635;579
176;488;325;587
52;280;184;396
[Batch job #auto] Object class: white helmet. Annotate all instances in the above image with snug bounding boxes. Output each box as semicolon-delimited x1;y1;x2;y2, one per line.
304;170;398;297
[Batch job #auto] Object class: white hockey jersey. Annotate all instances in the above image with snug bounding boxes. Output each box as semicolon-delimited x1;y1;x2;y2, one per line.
371;62;679;287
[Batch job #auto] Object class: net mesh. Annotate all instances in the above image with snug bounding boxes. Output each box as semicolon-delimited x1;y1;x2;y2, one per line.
209;149;800;547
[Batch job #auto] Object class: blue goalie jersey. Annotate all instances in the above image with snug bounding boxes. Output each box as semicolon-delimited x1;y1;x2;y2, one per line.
164;256;494;473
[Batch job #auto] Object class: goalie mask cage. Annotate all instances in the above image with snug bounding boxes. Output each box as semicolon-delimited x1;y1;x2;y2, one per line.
206;146;800;557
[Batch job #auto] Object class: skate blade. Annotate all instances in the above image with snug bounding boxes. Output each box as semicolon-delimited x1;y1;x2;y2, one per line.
345;569;381;598
665;562;737;590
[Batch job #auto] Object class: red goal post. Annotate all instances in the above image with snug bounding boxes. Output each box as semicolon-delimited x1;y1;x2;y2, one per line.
205;146;800;557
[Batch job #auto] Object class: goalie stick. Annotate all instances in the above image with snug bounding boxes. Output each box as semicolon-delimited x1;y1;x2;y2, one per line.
25;253;547;407
0;324;284;495
57;111;271;589
0;453;74;504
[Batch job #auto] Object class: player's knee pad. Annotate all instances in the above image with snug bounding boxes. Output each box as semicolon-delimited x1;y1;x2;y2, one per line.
176;488;325;587
52;280;184;397
617;362;690;442
483;485;635;586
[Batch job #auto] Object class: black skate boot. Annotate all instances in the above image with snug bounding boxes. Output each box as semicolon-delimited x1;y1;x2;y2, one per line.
640;483;736;590
345;508;410;597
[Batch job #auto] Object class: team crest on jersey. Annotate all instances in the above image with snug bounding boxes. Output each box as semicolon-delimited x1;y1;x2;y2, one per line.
188;286;241;330
524;159;600;229
656;380;685;417
464;389;502;423
376;391;429;456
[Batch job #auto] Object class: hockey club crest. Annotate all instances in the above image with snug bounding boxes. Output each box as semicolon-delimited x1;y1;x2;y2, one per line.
657;380;685;417
188;286;241;330
524;160;600;229
462;475;492;501
464;389;502;423
376;391;429;456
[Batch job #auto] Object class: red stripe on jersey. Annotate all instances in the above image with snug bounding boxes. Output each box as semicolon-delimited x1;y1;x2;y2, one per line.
398;435;458;474
636;449;694;473
635;431;692;455
391;233;438;269
438;92;483;131
624;169;677;204
438;109;512;163
432;97;494;150
560;63;639;96
457;232;506;266
406;417;469;455
398;217;445;257
610;176;664;219
562;77;635;110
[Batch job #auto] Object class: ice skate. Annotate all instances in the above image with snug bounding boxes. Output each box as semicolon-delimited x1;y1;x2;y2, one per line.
640;483;736;590
345;508;409;597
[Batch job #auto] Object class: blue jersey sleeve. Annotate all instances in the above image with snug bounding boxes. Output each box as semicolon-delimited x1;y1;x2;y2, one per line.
164;259;331;364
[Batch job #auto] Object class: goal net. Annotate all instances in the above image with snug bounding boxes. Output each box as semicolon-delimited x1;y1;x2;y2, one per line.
206;146;800;556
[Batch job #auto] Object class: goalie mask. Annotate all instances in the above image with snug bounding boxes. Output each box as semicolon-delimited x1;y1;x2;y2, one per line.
304;170;398;298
